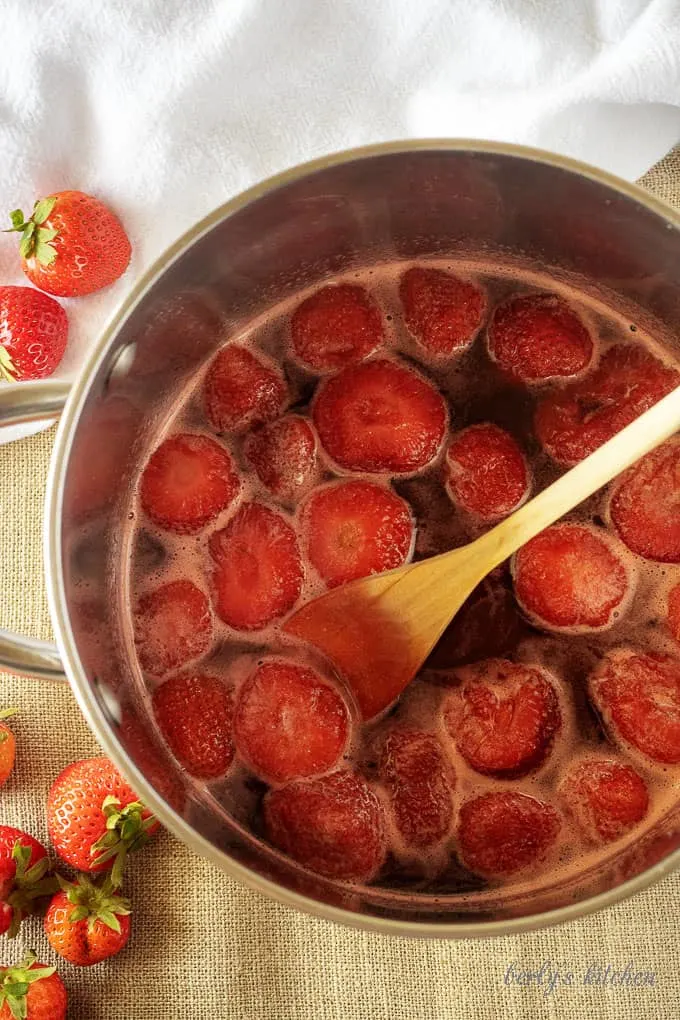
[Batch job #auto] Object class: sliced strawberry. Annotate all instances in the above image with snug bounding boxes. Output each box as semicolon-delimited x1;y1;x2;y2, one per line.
512;523;632;632
302;480;414;588
426;576;524;669
535;344;679;466
244;415;317;501
457;791;560;877
234;658;350;783
140;433;240;534
378;728;454;850
609;438;680;563
444;423;529;520
313;358;447;474
209;502;303;630
590;649;680;764
134;579;212;677
399;265;486;357
559;757;649;844
264;770;386;881
668;583;680;644
488;293;593;383
203;343;288;433
152;671;234;779
290;284;384;371
443;658;560;777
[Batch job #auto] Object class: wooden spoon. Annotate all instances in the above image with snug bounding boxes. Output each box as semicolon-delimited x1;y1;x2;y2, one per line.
285;384;680;719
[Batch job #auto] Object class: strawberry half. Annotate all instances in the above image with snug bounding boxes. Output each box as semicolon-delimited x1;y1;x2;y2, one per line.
204;343;288;433
244;414;317;501
140;433;240;534
488;293;594;383
399;265;486;357
209;502;303;630
443;659;561;778
559;757;649;844
379;728;454;850
301;479;414;588
0;286;67;381
234;659;350;783
153;671;235;779
313;357;448;474
290;284;384;371
444;423;530;520
609;437;680;563
264;770;386;881
44;874;131;967
457;791;561;877
134;579;213;677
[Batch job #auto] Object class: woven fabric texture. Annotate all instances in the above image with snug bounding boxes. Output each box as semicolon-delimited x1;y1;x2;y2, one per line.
0;148;679;1020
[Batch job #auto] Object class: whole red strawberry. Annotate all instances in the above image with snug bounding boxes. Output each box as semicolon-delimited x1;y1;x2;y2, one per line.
6;191;131;297
47;757;157;887
0;287;67;381
0;827;57;937
0;710;17;788
0;952;67;1020
45;874;131;966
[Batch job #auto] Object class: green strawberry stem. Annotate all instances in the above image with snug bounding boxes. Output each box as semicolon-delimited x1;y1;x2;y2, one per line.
4;197;58;266
0;951;56;1020
91;797;155;888
58;873;131;934
6;843;59;939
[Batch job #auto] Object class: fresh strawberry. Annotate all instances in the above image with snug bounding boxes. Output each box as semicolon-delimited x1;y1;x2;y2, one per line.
290;284;384;371
234;659;349;783
512;523;633;632
264;770;386;881
46;757;157;887
209;502;303;630
444;423;530;520
443;659;561;777
301;479;414;588
399;265;486;357
152;672;234;779
0;710;17;787
457;791;560;877
7;191;131;297
535;344;679;466
140;433;240;534
609;437;680;563
488;293;593;383
0;286;67;381
44;874;131;966
426;575;524;670
668;583;680;645
0;829;57;938
0;952;67;1020
134;579;213;676
244;414;317;501
312;358;448;474
559;758;649;844
590;649;680;764
378;728;454;850
204;343;288;433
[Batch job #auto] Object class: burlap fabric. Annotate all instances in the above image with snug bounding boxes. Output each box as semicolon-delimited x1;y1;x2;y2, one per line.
1;150;680;1020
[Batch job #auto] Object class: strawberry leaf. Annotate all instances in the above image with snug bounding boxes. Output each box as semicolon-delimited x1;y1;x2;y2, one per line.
0;709;17;721
6;210;26;232
34;240;57;267
0;347;18;383
31;197;56;225
18;223;35;259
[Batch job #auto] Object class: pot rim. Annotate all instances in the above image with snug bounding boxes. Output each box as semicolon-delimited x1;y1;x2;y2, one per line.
43;138;680;938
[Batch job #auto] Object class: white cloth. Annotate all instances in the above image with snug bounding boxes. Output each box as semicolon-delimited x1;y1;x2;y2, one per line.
1;0;679;441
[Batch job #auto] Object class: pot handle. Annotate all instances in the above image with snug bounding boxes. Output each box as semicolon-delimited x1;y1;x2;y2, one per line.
0;380;71;682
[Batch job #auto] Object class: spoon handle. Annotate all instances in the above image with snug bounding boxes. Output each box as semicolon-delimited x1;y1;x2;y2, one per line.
473;383;680;571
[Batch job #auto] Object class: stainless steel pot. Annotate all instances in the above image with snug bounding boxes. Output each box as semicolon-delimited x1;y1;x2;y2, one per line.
1;140;680;937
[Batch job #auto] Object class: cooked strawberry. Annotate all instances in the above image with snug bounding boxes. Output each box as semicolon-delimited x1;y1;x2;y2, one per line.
444;423;529;520
244;414;317;501
488;293;593;383
8;190;131;297
0;286;68;381
0;953;67;1020
0;710;16;788
134;579;212;676
457;791;560;877
443;659;560;777
233;659;349;783
426;576;524;669
264;771;386;881
209;502;303;630
399;265;486;357
313;358;447;474
535;344;679;466
559;758;649;844
301;480;414;588
153;671;235;779
140;433;240;534
609;438;680;562
204;343;288;433
0;828;56;938
668;583;680;644
590;649;680;764
378;728;454;850
512;523;633;632
44;874;131;967
290;284;384;371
